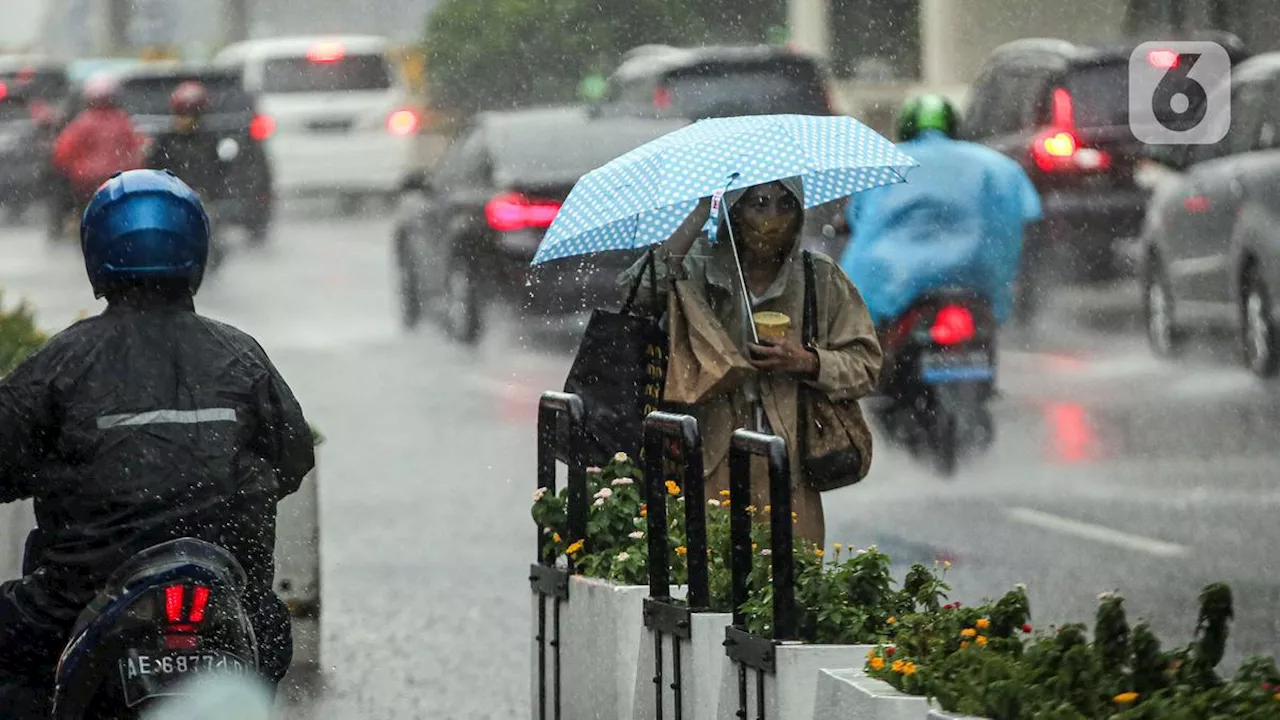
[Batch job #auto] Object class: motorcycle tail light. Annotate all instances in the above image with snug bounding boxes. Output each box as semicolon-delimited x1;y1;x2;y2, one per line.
931;305;976;345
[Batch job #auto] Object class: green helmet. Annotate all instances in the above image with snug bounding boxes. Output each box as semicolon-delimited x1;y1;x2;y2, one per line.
897;93;961;142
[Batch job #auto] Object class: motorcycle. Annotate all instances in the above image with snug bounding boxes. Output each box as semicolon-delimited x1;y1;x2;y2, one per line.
49;538;262;719
869;288;997;476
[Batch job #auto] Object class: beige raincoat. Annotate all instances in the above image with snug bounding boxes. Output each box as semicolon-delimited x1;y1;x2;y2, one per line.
619;234;881;546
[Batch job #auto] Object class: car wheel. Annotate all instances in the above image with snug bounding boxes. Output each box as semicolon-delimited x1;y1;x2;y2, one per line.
1241;268;1279;378
1143;253;1182;358
441;256;482;345
396;236;423;330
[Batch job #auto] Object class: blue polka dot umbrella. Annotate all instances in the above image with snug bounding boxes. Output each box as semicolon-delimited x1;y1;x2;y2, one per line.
531;114;917;265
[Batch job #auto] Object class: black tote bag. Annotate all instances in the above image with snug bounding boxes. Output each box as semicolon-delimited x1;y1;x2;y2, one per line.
562;249;669;467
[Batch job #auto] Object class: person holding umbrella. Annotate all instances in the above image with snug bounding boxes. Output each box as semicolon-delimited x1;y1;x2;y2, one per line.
618;177;880;545
535;115;916;546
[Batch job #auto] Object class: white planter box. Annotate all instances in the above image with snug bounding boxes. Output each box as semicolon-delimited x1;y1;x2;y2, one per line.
531;574;650;720
812;669;931;720
715;641;877;720
927;709;986;720
631;609;733;720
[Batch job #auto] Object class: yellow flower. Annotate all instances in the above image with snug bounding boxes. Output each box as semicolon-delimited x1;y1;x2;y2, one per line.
943;560;952;569
665;480;681;496
1113;692;1139;705
868;656;885;671
719;489;731;498
891;659;905;673
1274;691;1280;701
552;532;562;544
887;616;898;625
960;628;977;639
814;549;824;558
746;505;758;515
960;641;970;650
902;662;917;676
566;540;584;555
833;542;843;552
675;546;687;557
976;636;988;647
764;505;772;513
976;618;991;630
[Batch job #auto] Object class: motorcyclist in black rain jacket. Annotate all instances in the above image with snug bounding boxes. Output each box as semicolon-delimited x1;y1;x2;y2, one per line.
0;169;315;717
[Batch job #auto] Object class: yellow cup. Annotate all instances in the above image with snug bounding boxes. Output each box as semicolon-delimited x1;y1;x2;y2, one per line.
753;311;791;342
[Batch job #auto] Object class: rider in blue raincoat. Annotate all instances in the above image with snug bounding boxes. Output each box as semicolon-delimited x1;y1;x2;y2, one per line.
840;94;1042;331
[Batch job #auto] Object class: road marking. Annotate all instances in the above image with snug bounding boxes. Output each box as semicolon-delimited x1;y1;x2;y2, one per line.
1006;507;1189;558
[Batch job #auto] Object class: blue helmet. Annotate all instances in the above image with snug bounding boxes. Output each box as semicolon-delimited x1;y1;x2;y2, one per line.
81;169;210;298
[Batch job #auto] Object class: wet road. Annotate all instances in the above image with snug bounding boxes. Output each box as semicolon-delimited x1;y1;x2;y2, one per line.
2;205;1278;716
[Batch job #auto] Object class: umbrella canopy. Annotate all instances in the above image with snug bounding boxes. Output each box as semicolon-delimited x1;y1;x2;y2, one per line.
532;113;916;265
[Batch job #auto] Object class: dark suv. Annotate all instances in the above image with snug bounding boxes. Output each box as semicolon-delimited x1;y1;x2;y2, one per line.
963;36;1249;295
596;44;834;120
82;65;276;242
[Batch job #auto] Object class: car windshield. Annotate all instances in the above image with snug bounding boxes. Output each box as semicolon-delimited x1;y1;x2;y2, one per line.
1063;62;1130;128
117;76;255;115
261;55;392;93
664;61;827;117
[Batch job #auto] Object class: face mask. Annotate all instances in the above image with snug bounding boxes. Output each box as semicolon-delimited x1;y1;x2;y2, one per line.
744;213;793;238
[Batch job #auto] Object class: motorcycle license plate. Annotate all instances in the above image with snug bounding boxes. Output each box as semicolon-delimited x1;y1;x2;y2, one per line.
920;349;993;384
118;651;249;707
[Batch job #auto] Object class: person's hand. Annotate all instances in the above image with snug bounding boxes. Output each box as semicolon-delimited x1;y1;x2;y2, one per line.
748;337;819;376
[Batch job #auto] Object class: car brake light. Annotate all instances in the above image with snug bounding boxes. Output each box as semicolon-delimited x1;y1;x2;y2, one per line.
188;586;211;623
653;85;672;110
1184;194;1212;213
250;114;275;141
931;305;976;345
1031;87;1111;173
307;42;346;63
1148;50;1179;69
485;192;561;233
387;108;420;136
0;82;6;100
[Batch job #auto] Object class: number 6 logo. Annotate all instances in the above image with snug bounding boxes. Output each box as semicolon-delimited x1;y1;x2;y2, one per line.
1130;41;1231;145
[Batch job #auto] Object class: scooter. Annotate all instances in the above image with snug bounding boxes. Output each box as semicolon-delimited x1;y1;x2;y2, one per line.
869;288;997;476
49;538;262;719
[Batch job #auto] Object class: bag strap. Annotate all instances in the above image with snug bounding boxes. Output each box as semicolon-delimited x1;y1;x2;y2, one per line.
802;250;818;348
622;247;659;314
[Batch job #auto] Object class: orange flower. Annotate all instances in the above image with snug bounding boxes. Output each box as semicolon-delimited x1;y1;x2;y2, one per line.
566;540;584;555
960;628;977;639
1113;692;1139;705
868;656;885;671
976;618;991;630
640;504;647;518
960;641;970;650
976;636;988;647
902;662;917;676
675;546;687;557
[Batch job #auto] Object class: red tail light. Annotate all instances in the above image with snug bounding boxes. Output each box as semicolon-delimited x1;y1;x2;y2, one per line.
387;108;420;136
1031;87;1110;173
307;42;346;63
0;82;7;100
931;305;976;345
1148;50;1179;69
485;192;561;232
249;114;275;141
653;85;672;110
164;584;184;623
188;586;211;623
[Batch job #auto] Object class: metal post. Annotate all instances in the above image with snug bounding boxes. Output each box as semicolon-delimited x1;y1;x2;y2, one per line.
645;425;671;599
643;412;707;605
727;429;795;639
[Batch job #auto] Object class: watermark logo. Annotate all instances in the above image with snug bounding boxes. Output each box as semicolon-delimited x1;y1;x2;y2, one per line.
1129;41;1231;144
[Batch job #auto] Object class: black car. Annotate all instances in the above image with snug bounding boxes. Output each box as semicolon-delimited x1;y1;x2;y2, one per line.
394;106;688;344
73;65;276;242
595;44;834;121
1139;52;1280;377
962;35;1250;302
0;58;69;217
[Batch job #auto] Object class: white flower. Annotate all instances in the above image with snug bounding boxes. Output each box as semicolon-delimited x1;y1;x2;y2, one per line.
586;466;602;474
533;487;548;502
611;477;634;486
613;452;630;464
1015;583;1027;591
760;549;773;556
629;530;644;540
616;552;630;562
1098;591;1116;601
594;498;605;507
543;527;552;535
707;499;721;508
593;487;613;501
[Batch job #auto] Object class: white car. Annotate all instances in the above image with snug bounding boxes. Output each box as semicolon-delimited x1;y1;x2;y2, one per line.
214;35;417;206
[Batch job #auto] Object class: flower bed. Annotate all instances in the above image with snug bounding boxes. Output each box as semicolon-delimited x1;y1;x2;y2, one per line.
861;583;1280;719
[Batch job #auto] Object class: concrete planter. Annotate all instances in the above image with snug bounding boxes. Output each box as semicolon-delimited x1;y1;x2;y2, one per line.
631;609;733;720
926;709;986;720
531;575;650;720
715;642;877;720
812;668;931;720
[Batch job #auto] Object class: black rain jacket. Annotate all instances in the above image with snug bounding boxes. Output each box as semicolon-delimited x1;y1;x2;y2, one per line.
0;294;314;619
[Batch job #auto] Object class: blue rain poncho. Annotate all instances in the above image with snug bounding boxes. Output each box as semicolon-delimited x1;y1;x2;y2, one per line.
839;130;1042;325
